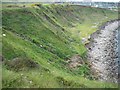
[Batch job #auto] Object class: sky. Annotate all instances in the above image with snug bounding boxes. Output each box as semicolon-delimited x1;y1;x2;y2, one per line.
2;0;120;2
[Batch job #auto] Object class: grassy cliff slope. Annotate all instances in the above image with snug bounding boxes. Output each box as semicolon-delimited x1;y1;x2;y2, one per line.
2;4;118;88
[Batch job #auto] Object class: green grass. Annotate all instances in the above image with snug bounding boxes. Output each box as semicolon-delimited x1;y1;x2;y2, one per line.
2;3;118;88
3;67;118;88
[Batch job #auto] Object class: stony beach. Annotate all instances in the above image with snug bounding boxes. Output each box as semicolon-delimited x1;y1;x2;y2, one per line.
86;20;120;83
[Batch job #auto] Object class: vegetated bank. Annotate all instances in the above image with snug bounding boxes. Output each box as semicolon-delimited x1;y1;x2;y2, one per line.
2;3;118;88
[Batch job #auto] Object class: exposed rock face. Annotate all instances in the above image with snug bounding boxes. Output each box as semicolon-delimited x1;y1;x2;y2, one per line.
87;20;120;83
67;55;84;68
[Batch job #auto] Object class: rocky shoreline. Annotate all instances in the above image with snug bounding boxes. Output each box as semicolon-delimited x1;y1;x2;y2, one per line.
86;20;120;83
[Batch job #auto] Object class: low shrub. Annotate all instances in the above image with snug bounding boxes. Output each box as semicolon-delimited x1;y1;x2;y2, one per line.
4;57;40;71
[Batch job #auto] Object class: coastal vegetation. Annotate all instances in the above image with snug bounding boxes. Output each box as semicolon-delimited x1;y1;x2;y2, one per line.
2;3;118;88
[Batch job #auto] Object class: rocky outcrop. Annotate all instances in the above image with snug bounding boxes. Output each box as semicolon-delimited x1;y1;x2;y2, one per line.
67;55;85;68
86;20;120;83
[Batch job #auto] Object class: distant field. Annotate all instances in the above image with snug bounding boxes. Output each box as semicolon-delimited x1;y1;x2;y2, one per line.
2;3;118;88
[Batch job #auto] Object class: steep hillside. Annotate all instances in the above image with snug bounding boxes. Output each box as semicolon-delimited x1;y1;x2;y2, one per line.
2;4;118;88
